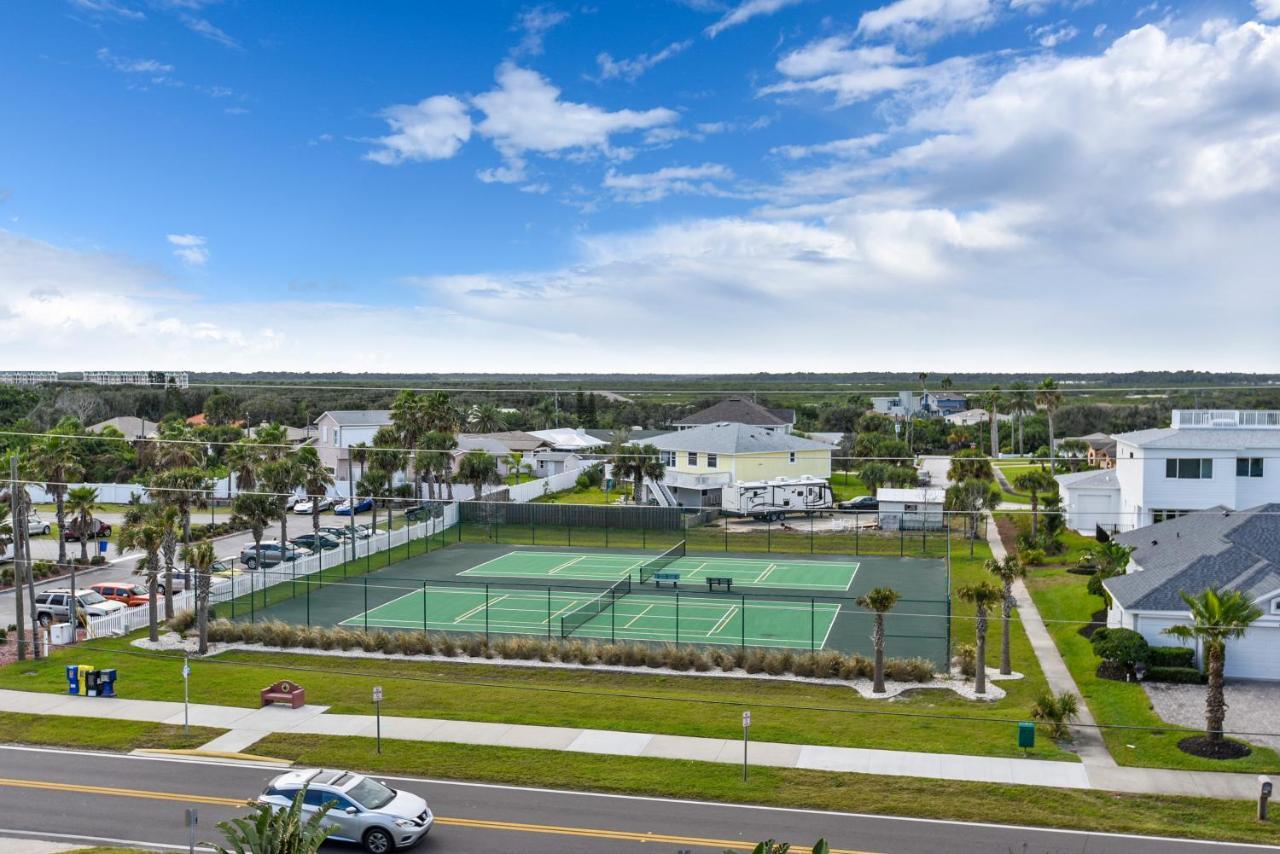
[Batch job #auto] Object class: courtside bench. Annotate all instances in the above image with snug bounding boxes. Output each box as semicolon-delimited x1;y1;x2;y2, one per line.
652;571;680;588
706;577;733;592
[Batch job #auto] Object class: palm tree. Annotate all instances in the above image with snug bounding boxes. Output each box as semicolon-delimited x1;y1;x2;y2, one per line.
856;587;900;693
418;431;457;500
371;426;408;502
985;554;1027;675
1013;470;1057;539
66;486;100;564
357;470;387;534
155;505;182;619
470;402;508;433
391;390;430;499
28;436;84;567
1007;382;1033;455
958;581;1005;695
118;515;166;642
180;539;216;655
224;438;261;502
260;457;303;560
214;788;335;854
296;446;335;541
1036;377;1063;462
233;492;278;572
944;478;1002;539
458;450;501;501
981;386;1002;458
626;443;665;505
423;391;461;433
1163;588;1263;744
150;466;211;548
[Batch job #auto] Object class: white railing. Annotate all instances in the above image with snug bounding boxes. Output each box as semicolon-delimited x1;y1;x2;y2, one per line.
85;504;459;637
1173;409;1280;428
662;471;733;490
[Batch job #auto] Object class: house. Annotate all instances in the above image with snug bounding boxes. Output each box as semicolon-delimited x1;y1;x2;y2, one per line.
1070;432;1117;469
474;431;553;454
526;427;609;452
873;392;968;419
930;393;969;416
944;408;1011;427
246;423;313;444
673;397;795;433
643;423;833;508
1104;504;1280;681
313;410;392;477
525;450;586;477
807;432;845;447
876;487;946;530
88;416;159;441
584;428;668;444
453;435;516;477
1058;410;1280;533
1056;469;1122;534
0;371;57;386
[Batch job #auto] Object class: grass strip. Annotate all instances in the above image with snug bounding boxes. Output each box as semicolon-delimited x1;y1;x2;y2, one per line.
0;710;224;752
255;732;1280;846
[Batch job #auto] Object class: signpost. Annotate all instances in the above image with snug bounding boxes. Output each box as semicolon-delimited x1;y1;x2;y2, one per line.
742;710;751;782
373;686;383;754
184;807;197;854
182;658;191;736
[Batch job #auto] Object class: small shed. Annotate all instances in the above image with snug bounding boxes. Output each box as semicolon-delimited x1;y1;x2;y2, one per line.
876;487;946;531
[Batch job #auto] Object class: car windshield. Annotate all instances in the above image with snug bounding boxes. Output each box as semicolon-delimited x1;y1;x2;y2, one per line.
78;591;107;605
129;585;147;595
346;776;395;810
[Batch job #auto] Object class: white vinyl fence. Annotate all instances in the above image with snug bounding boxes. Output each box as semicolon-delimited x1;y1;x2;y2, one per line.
86;503;459;638
503;468;582;503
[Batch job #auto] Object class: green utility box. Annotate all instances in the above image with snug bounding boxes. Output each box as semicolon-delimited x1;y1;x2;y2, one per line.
1018;721;1036;750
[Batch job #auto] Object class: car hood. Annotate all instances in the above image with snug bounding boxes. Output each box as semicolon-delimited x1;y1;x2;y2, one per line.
376;788;429;820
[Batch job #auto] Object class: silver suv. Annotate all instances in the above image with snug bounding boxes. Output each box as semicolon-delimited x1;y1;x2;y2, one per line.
238;541;310;569
33;588;127;625
258;769;432;853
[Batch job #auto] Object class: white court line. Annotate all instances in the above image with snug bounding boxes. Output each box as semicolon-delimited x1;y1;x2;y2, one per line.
754;563;777;584
707;605;738;637
454;594;508;624
547;555;586;575
678;561;708;579
623;603;655;629
547;598;586;624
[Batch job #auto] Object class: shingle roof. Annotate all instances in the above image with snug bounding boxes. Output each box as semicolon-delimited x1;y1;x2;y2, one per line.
475;431;552;452
1055;469;1119;490
674;397;789;427
1112;427;1280;449
646;423;832;455
1105;503;1280;611
88;416;158;440
317;410;392;427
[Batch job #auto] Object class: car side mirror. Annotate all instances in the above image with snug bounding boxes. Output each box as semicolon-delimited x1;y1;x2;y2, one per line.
344;806;359;815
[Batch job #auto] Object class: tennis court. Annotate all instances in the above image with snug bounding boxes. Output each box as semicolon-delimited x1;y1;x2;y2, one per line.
340;582;840;649
458;547;858;592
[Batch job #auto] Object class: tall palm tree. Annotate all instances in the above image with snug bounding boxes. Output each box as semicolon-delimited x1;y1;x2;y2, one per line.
391;391;430;499
470;402;508;433
260;457;304;560
418;431;457;500
628;443;665;505
1036;378;1063;461
958;581;1005;695
296;446;335;541
65;486;100;564
357;470;387;534
985;555;1027;675
150;467;211;547
180;540;216;655
458;451;501;502
944;478;1002;539
371;426;408;501
856;587;900;693
224;439;261;499
1013;470;1057;539
118;515;166;642
1163;588;1263;744
1007;382;1033;455
423;391;461;433
981;386;1002;458
2;481;39;659
28;436;84;567
233;492;278;572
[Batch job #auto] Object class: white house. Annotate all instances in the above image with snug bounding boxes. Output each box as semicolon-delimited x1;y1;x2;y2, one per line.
875;487;946;531
1058;409;1280;533
1056;469;1121;534
526;427;609;452
1104;504;1280;681
944;408;1011;427
873;392;968;419
313;409;392;477
524;450;586;477
88;416;159;441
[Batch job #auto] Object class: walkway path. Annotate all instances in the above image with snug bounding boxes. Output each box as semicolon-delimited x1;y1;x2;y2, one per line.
984;511;1115;766
1;687;1264;800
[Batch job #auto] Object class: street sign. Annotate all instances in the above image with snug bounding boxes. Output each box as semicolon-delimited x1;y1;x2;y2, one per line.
182;660;191;680
742;710;750;727
373;686;383;702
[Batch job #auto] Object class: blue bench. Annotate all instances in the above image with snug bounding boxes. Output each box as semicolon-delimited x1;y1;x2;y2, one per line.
652;571;680;588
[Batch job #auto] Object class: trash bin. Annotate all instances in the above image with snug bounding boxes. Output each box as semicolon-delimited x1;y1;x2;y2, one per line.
84;670;101;697
66;664;81;695
49;622;73;646
1018;721;1036;750
98;668;118;698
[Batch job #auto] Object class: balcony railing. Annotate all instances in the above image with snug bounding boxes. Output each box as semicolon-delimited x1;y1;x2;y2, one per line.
663;470;733;490
1172;410;1280;429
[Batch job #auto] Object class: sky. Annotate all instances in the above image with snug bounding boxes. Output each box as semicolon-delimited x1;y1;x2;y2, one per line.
2;0;1280;374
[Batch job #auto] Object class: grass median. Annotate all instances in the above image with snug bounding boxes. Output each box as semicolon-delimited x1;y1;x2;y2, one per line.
254;732;1280;846
0;710;223;752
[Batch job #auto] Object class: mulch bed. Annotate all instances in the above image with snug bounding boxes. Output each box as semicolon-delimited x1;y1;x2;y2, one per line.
994;515;1020;555
1077;608;1107;640
1179;735;1252;760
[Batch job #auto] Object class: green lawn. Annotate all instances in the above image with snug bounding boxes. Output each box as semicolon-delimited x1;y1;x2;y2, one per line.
533;484;631;505
254;732;1280;846
1026;566;1280;772
829;471;870;502
0;710;222;751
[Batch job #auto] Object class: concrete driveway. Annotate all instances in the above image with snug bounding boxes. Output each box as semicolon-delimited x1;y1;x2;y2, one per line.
1144;680;1280;754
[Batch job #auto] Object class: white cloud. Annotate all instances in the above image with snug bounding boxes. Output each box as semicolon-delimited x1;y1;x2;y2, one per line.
706;0;805;38
68;0;145;20
166;233;208;266
365;96;473;165
858;0;998;43
512;5;569;56
1256;0;1280;21
772;133;887;159
762;36;978;105
95;47;173;74
1029;21;1079;47
595;40;693;82
603;163;735;202
181;15;240;49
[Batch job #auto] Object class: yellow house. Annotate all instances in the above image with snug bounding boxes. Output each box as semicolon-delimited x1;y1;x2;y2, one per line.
645;423;833;508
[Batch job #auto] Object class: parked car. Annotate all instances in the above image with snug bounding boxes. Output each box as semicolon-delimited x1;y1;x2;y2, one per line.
290;532;342;552
837;496;879;511
26;513;51;536
90;582;149;608
334;497;374;515
320;525;370;541
258;768;433;853
63;519;113;542
33;587;127;625
238;541;311;569
285;494;303;510
293;497;334;515
404;503;440;522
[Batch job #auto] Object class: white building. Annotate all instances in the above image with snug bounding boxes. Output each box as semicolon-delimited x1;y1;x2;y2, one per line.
944;408;1011;427
526;427;609;452
313;409;392;477
1058;410;1280;533
872;392;967;419
0;371;57;386
875;487;946;531
82;370;190;389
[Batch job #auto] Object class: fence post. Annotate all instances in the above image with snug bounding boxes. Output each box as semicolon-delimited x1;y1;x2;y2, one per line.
386;523;391;567
675;589;680;645
724;519;728;552
899;525;904;557
740;593;746;650
810;514;815;554
855;514;859;555
250;571;255;623
484;584;490;643
604;511;609;549
547;587;552;640
363;577;368;633
641;518;646;550
305;566;311;626
810;598;815;652
422;582;427;632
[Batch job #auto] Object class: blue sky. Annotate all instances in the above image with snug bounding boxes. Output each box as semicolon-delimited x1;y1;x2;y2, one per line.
3;0;1280;372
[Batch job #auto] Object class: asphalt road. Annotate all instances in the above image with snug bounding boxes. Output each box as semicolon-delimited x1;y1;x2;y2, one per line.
0;745;1274;854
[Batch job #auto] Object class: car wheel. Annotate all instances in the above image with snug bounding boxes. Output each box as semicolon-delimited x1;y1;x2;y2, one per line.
245;558;257;569
363;827;394;854
40;525;50;535
37;613;52;626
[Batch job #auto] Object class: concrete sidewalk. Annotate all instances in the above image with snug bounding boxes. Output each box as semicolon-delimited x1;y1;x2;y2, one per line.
0;687;1264;800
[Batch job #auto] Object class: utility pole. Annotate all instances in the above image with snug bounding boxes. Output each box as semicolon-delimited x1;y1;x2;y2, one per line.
11;455;25;662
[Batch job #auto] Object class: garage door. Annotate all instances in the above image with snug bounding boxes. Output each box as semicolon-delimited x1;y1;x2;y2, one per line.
1133;616;1194;655
1074;492;1117;535
1225;624;1280;681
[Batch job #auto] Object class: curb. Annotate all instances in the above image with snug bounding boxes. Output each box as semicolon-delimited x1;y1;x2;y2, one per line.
131;747;292;766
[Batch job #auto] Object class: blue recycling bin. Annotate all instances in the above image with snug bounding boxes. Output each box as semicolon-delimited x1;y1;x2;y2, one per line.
98;668;118;698
98;539;109;555
65;664;81;695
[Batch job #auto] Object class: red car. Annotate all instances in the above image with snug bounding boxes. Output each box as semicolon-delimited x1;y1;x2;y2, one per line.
63;520;113;542
90;582;148;608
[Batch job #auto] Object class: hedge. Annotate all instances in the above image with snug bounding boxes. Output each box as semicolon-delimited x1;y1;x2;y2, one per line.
1145;666;1206;685
1148;646;1195;668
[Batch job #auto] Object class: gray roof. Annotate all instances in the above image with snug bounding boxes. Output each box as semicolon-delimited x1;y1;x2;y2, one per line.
1112;427;1280;449
674;397;789;427
1068;432;1116;451
455;435;511;456
88;416;158;440
1105;503;1280;611
317;410;392;427
646;423;833;455
1056;469;1119;490
585;428;668;443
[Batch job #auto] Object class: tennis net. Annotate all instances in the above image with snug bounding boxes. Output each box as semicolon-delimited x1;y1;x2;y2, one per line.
560;575;633;638
637;540;686;583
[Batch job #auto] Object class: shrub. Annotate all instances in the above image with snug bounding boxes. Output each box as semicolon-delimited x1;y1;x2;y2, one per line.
89;555;107;566
1030;690;1080;740
32;560;56;578
1145;666;1206;684
1090;627;1149;678
885;657;934;683
1148;646;1195;668
167;609;196;634
1019;548;1046;567
952;643;977;677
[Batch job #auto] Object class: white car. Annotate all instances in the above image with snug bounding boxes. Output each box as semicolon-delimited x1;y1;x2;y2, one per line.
258;768;432;853
293;497;334;515
26;512;51;536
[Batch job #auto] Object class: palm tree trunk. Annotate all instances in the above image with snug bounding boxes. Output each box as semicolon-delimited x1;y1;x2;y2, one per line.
1030;494;1039;539
312;501;320;540
974;615;988;695
872;614;886;693
1000;594;1013;676
79;517;89;563
147;557;159;643
197;572;209;655
1205;644;1226;742
55;492;67;566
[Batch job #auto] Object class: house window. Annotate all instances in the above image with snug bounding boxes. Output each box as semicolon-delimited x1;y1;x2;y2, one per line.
1236;458;1264;478
688;452;698;466
1164;458;1212;479
1152;508;1192;523
659;450;675;467
789;452;797;464
707;453;717;468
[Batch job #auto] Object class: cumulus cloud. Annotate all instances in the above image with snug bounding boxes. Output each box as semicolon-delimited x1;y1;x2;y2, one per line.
595;40;692;82
761;36;978;105
166;233;209;266
706;0;805;38
365;96;473;164
1256;0;1280;20
512;5;569;56
858;0;998;43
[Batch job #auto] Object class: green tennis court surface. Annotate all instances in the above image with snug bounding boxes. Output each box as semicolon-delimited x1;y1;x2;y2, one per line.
340;585;840;649
457;549;858;592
